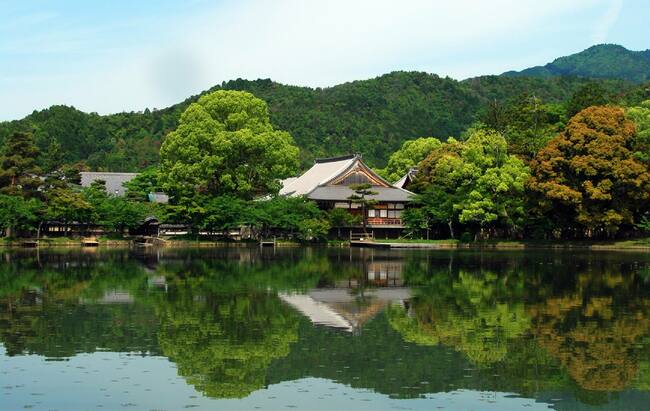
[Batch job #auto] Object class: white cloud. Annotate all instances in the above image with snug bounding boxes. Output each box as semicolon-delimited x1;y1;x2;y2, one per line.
592;0;623;43
0;0;629;120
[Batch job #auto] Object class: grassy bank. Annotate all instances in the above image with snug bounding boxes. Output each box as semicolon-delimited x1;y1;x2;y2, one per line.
0;236;131;247
374;237;650;250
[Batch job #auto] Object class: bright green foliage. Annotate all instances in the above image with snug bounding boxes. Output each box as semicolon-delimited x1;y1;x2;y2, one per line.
0;132;42;197
455;130;530;228
626;100;650;162
252;196;330;241
45;188;92;225
82;180;152;232
156;290;299;398
0;195;42;235
388;270;530;366
124;167;162;201
199;195;251;233
159;90;300;201
378;137;441;182
415;130;529;236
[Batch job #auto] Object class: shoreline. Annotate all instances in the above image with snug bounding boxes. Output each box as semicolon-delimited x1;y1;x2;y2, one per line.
1;237;650;251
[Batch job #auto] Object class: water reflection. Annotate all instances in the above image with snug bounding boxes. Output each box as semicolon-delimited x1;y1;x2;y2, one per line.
0;247;649;409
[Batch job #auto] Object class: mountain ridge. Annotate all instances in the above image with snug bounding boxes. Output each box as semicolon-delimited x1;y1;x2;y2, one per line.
502;44;650;83
1;44;648;170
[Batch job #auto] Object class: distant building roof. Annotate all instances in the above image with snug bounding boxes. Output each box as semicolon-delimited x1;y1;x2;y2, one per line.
80;172;138;196
394;167;418;189
280;154;413;202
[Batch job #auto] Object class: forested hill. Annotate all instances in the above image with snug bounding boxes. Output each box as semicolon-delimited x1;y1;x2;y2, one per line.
502;44;650;83
0;70;643;171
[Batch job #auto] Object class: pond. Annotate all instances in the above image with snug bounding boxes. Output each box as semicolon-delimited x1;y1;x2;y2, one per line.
0;247;649;410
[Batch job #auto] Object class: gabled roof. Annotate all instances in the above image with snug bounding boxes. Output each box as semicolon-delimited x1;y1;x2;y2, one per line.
280;154;414;202
80;172;138;196
279;154;358;196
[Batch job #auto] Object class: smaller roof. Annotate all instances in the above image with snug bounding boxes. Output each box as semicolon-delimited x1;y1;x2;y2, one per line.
80;172;138;196
308;185;413;202
394;167;418;189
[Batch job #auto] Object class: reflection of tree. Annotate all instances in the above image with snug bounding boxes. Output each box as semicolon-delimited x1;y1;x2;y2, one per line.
388;270;530;365
155;285;299;398
0;252;158;357
529;271;650;392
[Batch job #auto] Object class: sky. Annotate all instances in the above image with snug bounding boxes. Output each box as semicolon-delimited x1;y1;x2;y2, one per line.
0;0;648;121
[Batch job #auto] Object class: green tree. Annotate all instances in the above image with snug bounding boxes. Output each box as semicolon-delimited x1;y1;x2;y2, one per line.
626;100;650;163
528;106;650;237
415;130;529;238
45;187;93;227
327;208;361;239
566;82;609;117
0;195;42;237
378;137;442;182
455;130;530;232
124;167;161;202
347;183;378;234
159;90;300;201
0;132;42;198
252;196;329;241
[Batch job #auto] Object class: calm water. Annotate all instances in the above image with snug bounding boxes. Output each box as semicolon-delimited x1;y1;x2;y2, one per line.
0;247;649;411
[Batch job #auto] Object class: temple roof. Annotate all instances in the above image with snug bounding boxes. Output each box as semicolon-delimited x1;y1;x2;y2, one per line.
279;155;358;196
280;154;413;202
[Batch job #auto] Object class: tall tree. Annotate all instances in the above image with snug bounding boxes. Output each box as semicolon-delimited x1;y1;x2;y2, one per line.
566;82;609;117
0;132;42;197
159;90;300;201
415;130;529;238
378;137;442;182
528;106;650;237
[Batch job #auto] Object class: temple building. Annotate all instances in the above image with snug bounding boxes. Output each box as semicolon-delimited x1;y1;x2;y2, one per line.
280;154;414;237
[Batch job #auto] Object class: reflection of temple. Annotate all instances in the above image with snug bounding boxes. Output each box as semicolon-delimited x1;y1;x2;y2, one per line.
280;260;410;333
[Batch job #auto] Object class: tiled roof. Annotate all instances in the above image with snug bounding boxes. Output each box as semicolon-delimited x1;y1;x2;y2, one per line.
80;172;138;196
279;155;358;196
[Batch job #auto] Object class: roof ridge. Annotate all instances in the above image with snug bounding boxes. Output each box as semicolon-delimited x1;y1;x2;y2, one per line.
314;154;359;163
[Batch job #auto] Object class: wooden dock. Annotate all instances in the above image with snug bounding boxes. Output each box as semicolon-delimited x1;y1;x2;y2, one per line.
260;237;276;247
349;232;388;247
81;237;99;247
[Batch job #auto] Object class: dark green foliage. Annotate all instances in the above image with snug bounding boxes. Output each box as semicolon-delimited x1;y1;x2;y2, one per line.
0;132;42;197
0;71;639;171
503;44;650;83
566;82;610;117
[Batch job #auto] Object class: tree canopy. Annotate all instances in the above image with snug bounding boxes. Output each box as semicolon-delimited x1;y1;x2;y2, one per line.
159;90;299;201
528;106;650;236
